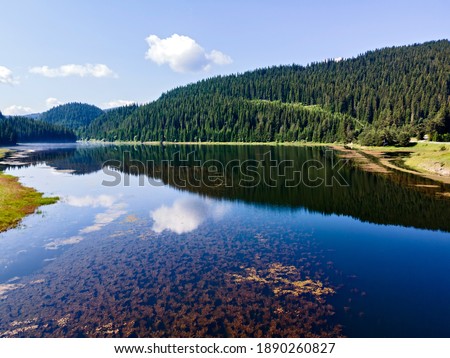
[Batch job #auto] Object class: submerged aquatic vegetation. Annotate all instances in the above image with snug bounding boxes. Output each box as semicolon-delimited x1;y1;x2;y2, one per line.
0;218;344;338
231;263;335;300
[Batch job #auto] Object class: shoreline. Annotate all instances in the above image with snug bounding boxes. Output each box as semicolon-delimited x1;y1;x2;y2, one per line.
0;149;59;233
83;139;330;147
2;140;449;219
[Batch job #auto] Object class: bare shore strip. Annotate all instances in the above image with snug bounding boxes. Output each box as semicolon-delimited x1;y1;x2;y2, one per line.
329;142;450;185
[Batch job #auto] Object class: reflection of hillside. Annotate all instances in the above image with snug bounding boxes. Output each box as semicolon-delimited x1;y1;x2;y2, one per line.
9;146;108;175
9;144;450;232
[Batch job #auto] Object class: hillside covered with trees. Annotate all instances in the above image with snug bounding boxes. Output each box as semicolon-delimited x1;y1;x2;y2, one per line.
80;40;450;145
0;112;76;145
0;112;17;145
3;41;449;146
39;103;103;132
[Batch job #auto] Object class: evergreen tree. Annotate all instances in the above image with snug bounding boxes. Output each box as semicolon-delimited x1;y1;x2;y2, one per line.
81;40;450;145
39;103;103;133
0;113;77;145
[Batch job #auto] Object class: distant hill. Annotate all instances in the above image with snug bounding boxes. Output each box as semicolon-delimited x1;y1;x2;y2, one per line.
22;113;41;120
39;103;103;132
82;40;450;145
79;104;138;140
0;112;76;145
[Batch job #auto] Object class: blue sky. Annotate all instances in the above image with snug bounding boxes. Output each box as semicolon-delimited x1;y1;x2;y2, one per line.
1;0;449;115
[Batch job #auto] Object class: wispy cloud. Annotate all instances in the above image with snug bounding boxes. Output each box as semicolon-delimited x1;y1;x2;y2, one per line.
29;64;118;78
79;205;127;234
0;65;19;85
45;97;63;108
102;99;135;109
66;195;127;233
4;98;65;116
2;105;34;116
65;195;117;208
45;195;127;250
145;34;232;73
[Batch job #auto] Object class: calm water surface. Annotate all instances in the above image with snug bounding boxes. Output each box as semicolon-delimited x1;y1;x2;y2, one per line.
0;143;449;337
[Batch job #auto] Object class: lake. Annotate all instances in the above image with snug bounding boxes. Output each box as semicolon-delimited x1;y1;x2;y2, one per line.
0;143;449;337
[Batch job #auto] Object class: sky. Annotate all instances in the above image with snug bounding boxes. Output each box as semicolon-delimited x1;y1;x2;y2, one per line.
0;0;449;115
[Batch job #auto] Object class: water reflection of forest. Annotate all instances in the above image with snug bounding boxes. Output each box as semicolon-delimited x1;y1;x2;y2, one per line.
6;144;450;232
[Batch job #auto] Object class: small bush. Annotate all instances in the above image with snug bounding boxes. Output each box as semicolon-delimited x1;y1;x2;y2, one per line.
396;130;411;147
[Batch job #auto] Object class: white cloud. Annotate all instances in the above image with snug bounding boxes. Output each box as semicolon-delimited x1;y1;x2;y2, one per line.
45;97;63;108
0;66;18;85
145;34;232;73
2;105;34;116
29;64;118;78
45;195;127;250
65;195;117;208
102;99;135;109
334;57;343;62
150;197;229;234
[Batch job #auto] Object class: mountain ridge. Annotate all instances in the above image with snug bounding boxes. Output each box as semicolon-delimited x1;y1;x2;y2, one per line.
38;103;104;132
3;40;450;145
80;40;450;144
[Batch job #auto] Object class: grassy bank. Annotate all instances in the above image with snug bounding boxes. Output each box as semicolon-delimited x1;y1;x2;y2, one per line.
0;149;58;232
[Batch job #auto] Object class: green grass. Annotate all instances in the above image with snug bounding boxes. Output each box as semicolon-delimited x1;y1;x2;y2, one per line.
0;149;58;232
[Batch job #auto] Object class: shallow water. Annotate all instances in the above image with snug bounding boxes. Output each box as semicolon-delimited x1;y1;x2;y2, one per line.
0;143;449;337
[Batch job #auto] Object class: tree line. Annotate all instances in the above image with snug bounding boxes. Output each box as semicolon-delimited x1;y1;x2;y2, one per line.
4;40;450;146
38;102;104;131
0;112;76;145
79;40;450;145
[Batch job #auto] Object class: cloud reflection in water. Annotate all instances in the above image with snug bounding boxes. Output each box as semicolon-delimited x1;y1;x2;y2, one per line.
45;195;127;249
150;198;229;234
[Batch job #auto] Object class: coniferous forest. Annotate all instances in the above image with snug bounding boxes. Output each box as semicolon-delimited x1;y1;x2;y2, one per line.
0;112;76;145
2;40;450;146
38;103;104;131
80;40;450;144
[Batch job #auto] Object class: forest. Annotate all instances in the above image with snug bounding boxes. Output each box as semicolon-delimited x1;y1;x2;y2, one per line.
38;102;104;132
0;112;76;145
80;40;450;145
2;41;450;146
